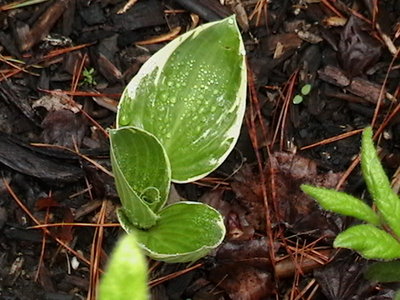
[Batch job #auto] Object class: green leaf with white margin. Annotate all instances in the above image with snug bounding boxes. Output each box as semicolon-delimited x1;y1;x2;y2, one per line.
125;202;225;263
98;234;148;300
117;16;247;183
334;224;400;260
301;184;381;225
109;127;171;228
361;127;400;237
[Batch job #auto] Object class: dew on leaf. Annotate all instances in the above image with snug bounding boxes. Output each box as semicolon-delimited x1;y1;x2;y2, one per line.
119;113;130;126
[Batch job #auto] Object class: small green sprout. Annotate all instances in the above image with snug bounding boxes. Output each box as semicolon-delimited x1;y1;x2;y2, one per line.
80;67;96;86
301;127;400;260
293;83;312;104
109;16;246;263
301;83;312;95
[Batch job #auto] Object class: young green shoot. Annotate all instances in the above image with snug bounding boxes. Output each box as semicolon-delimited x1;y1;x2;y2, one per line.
301;127;400;260
293;83;312;104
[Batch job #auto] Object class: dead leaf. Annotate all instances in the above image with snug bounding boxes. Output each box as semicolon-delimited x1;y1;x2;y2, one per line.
314;255;369;300
338;16;381;77
41;109;87;148
267;152;343;238
210;264;273;300
36;196;61;210
231;165;266;232
34;95;67;112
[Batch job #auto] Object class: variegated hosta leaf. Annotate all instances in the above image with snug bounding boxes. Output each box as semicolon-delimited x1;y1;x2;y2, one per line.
334;224;400;260
301;184;381;225
117;16;247;183
109;127;171;228
361;127;400;238
99;234;148;300
132;202;226;263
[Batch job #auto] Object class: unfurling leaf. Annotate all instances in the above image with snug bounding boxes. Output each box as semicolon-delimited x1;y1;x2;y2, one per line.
301;184;380;226
99;234;148;300
361;127;400;238
117;16;246;183
334;224;400;260
109;127;170;228
134;202;226;263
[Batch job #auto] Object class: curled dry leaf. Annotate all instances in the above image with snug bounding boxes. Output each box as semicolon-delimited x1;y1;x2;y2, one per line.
338;16;381;77
41;110;87;148
314;255;369;300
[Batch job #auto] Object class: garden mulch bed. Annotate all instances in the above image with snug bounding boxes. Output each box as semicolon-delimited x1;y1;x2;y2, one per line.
0;0;399;299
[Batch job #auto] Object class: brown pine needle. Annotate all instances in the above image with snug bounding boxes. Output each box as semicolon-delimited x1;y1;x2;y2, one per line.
3;178;91;266
135;27;182;46
35;206;50;282
149;263;203;287
29;222;120;229
30;143;114;177
88;200;107;300
300;129;363;150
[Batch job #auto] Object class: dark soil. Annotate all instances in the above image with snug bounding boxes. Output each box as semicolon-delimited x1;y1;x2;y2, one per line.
0;0;399;299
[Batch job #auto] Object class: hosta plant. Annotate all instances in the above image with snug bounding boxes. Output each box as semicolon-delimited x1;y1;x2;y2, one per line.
301;127;400;260
110;16;246;263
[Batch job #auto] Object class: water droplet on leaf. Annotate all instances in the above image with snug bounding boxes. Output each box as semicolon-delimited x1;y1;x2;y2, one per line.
119;113;130;126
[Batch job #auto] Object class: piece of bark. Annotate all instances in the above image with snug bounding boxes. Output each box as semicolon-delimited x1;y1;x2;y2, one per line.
274;249;332;279
265;33;303;57
318;65;387;104
172;0;230;22
0;132;83;184
18;0;72;52
347;77;386;104
111;0;165;31
318;65;351;87
0;32;20;57
96;53;123;83
0;81;39;126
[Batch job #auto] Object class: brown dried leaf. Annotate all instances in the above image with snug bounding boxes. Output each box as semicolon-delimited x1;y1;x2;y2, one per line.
210;264;273;300
216;238;271;270
314;255;369;300
56;207;74;244
35;196;61;210
41;110;87;148
231;165;265;232
338;16;381;77
268;152;343;237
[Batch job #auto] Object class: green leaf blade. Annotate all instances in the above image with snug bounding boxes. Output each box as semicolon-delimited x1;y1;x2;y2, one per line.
110;127;170;227
361;127;400;237
99;234;148;300
117;16;247;183
301;184;381;225
334;224;400;260
134;202;226;263
365;261;400;283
